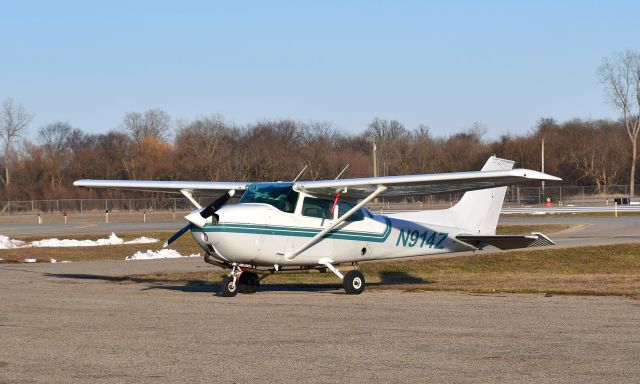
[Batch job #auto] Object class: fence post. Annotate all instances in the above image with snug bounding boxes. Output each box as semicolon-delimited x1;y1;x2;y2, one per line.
56;200;59;213
538;187;541;205
80;199;83;214
31;200;34;214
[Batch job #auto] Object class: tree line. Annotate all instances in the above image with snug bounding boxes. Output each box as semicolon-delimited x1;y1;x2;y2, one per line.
0;110;633;201
1;50;639;201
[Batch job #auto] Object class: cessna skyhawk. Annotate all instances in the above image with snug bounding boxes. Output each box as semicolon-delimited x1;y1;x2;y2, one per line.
74;156;560;297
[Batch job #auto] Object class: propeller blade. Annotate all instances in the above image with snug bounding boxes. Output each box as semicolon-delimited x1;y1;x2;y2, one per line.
163;222;193;248
186;190;236;228
199;190;235;219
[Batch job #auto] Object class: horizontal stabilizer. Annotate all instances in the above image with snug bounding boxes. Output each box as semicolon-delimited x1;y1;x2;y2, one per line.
456;232;555;250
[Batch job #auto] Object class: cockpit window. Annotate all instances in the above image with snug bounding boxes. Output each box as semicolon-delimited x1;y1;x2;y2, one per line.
302;197;333;219
239;182;299;213
337;201;365;221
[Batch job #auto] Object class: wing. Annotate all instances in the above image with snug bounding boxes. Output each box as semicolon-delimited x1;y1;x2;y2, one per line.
73;180;250;195
294;157;561;198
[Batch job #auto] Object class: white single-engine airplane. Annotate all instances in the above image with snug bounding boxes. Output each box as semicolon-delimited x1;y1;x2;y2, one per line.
74;156;560;297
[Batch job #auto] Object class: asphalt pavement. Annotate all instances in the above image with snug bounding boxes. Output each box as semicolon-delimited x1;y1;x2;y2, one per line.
2;214;640;383
1;260;639;384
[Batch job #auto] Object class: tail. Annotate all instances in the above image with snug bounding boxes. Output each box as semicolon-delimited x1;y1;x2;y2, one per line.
449;156;514;235
388;156;513;235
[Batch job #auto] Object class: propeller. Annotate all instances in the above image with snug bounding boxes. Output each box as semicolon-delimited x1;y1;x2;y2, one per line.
163;190;235;248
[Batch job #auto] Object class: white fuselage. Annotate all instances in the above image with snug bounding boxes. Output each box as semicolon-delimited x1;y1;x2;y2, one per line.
190;197;472;267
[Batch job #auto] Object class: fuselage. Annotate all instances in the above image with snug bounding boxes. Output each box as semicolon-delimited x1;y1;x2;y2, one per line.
189;182;471;267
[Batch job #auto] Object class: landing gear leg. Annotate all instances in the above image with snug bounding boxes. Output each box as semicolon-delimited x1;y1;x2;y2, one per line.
220;264;241;297
319;258;366;295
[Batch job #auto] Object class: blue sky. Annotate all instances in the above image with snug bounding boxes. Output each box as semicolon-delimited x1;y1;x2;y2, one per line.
1;0;638;140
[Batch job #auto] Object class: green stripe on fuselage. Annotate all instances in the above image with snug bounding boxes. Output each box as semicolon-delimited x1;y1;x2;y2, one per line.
191;217;392;243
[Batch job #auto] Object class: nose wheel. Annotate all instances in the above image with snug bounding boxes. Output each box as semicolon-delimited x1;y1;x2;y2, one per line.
220;275;238;297
220;265;260;297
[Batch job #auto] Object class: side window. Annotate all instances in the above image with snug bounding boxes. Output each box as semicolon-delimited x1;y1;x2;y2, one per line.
337;202;365;221
302;197;333;219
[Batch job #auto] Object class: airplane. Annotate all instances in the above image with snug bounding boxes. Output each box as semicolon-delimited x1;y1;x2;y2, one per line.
74;156;561;297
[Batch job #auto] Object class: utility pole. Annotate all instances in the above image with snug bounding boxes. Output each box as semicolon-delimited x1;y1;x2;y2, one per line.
372;141;378;178
541;137;545;193
372;140;379;204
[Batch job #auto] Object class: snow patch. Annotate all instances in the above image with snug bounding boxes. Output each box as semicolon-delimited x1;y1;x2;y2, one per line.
0;233;159;249
0;235;25;249
24;258;37;263
50;258;57;263
124;236;158;244
125;249;200;261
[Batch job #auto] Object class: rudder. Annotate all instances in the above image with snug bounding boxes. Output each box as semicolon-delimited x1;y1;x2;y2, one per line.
450;156;514;235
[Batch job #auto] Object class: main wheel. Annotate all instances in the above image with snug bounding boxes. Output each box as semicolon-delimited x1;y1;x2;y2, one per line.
220;275;238;297
238;272;260;294
343;270;365;295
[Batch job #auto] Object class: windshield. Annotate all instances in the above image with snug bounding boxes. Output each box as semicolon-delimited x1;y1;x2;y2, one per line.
239;182;299;213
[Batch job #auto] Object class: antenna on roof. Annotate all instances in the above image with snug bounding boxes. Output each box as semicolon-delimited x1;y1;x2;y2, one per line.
292;164;308;182
334;164;350;180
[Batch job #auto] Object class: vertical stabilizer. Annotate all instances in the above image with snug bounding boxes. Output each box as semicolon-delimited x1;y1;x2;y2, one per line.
450;156;514;235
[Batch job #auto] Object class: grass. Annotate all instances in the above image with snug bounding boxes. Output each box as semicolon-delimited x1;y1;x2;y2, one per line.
122;243;640;299
8;222;638;299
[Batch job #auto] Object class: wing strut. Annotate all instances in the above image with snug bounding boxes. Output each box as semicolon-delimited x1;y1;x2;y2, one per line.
180;189;202;209
284;185;387;260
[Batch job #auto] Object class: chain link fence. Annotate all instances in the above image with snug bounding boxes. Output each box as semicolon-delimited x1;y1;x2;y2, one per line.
0;185;633;216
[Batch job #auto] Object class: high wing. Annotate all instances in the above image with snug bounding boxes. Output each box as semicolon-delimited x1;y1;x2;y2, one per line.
294;168;561;198
73;180;251;195
74;157;560;198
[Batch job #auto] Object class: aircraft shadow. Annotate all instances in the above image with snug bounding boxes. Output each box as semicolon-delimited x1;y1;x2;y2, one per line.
45;271;431;295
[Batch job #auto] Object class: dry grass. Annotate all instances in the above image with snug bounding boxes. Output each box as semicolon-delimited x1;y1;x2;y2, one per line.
122;243;640;299
3;223;638;298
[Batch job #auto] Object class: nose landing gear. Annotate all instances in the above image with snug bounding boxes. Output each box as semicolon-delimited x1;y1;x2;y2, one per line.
220;265;260;297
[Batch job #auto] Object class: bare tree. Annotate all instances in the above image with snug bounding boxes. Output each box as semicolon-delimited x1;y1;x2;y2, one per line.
175;114;237;181
599;50;640;195
123;108;171;141
0;98;33;187
38;121;82;191
566;120;622;192
366;118;411;175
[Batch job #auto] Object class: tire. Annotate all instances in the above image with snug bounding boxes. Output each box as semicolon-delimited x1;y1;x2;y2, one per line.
343;270;365;295
220;275;238;297
238;272;259;294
